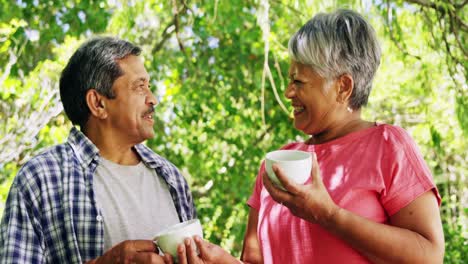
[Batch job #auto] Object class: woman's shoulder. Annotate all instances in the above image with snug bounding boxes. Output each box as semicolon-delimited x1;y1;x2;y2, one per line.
374;123;416;146
279;141;306;150
276;124;417;150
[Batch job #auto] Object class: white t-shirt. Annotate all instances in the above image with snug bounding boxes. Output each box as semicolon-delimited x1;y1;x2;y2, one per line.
93;157;180;251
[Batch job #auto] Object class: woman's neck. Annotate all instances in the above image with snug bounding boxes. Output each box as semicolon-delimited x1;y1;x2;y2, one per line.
307;113;374;145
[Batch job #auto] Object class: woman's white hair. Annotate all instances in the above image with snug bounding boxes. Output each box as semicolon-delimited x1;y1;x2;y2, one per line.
288;9;381;109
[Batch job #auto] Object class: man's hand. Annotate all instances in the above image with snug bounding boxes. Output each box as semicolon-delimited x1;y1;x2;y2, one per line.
175;236;240;264
87;240;173;264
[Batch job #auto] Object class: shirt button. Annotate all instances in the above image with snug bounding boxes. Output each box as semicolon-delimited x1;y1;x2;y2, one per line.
96;215;103;222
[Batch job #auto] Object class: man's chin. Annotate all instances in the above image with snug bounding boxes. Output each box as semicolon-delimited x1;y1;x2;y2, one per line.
133;131;155;144
142;132;155;141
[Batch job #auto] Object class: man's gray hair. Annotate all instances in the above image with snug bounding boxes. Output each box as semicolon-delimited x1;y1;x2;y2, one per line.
288;9;381;109
60;37;141;128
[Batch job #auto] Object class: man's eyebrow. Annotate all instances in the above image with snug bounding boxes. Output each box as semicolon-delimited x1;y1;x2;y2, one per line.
131;77;149;86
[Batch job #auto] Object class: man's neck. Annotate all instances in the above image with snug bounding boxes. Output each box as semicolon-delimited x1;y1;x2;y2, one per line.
83;124;141;165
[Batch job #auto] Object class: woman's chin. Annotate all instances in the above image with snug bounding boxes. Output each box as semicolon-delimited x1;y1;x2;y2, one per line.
294;119;308;133
293;121;318;136
293;122;309;134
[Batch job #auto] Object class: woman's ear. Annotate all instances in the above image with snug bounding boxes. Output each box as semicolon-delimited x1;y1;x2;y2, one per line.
336;74;354;104
86;89;108;119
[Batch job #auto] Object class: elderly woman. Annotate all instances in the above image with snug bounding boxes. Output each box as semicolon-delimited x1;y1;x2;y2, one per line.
173;9;445;264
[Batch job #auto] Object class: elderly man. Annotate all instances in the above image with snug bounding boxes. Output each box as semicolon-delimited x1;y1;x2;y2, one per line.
0;37;196;263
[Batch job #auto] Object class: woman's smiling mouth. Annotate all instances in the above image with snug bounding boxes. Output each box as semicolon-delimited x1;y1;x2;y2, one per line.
293;105;305;115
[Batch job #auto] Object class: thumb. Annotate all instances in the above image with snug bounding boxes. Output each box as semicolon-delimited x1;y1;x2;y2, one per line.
311;153;323;186
162;253;174;264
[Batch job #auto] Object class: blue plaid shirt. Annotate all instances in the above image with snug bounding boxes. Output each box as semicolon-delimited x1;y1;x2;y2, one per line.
0;127;196;263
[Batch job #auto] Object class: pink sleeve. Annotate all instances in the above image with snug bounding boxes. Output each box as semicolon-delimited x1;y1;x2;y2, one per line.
380;126;441;216
247;162;266;210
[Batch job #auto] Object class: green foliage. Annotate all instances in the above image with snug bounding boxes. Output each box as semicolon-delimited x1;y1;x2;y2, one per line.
0;0;110;76
443;218;468;263
456;94;468;136
0;0;466;261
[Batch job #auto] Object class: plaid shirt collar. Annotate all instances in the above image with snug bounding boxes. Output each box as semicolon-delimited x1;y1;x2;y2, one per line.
68;127;171;171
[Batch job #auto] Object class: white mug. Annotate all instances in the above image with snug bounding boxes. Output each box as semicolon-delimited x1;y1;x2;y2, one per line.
265;150;312;191
153;219;203;262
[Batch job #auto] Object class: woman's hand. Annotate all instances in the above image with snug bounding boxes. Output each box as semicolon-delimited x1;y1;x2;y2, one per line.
262;153;340;226
176;236;240;264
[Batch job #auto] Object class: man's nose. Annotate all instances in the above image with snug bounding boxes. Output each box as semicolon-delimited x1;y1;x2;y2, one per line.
146;90;158;106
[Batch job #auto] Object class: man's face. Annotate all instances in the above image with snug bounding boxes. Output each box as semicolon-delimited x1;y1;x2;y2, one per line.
103;55;157;144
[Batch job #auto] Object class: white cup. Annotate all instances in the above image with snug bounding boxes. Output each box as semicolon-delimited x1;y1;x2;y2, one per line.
153;219;203;262
265;150;312;191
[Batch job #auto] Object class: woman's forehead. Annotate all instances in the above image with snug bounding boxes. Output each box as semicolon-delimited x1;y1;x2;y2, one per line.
289;63;328;83
289;61;313;76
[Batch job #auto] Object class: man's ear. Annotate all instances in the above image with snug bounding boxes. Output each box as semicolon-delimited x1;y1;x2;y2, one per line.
336;73;354;104
86;89;108;119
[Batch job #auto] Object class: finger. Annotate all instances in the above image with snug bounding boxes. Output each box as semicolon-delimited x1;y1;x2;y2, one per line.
185;238;199;262
162;253;174;264
193;236;210;257
311;153;323;187
131;240;158;253
272;164;301;194
177;243;188;264
132;252;165;264
262;171;292;204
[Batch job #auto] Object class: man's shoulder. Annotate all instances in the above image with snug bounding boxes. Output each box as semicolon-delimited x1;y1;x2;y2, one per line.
16;143;74;184
30;142;73;165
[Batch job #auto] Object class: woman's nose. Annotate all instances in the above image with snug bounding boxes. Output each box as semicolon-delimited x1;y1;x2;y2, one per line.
285;84;295;98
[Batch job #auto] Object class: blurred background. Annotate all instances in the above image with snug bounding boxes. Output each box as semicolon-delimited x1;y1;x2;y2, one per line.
0;0;466;262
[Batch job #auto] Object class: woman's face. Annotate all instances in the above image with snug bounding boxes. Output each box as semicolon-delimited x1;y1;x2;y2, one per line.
285;61;341;135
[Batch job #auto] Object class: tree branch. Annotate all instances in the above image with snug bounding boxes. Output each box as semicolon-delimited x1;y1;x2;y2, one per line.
152;21;176;54
404;0;467;30
151;0;189;54
385;1;422;59
253;124;274;146
448;9;467;57
172;0;185;53
270;0;304;17
454;0;467;9
404;0;446;12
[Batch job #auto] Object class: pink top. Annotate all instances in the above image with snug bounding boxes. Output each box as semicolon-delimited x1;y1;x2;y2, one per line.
247;124;441;264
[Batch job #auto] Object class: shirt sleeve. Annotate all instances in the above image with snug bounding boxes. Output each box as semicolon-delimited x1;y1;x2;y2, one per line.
0;166;45;263
247;161;266;210
380;126;441;216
